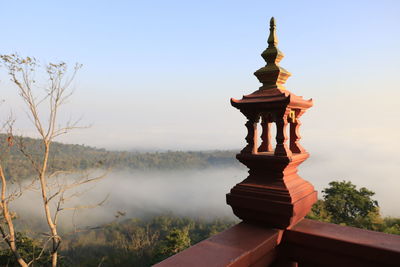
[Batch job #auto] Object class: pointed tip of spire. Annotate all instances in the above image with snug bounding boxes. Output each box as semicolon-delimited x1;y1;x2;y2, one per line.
270;17;276;27
268;17;278;46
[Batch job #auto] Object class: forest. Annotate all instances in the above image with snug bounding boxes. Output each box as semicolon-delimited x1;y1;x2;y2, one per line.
0;133;240;181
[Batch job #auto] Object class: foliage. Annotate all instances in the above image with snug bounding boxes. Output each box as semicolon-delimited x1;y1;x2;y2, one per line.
0;232;50;266
152;227;191;263
307;181;398;234
322;181;379;227
382;217;400;235
60;215;235;266
306;199;331;223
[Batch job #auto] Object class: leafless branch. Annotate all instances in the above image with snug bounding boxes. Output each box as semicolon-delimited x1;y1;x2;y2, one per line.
27;237;52;267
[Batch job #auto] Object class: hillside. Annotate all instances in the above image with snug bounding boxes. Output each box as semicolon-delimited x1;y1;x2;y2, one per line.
0;134;240;180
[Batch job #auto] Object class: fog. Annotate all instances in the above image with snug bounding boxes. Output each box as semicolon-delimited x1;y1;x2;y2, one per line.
11;168;245;232
10;154;399;233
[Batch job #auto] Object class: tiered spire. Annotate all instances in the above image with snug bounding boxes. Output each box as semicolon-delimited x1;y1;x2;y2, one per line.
228;17;316;229
254;17;291;90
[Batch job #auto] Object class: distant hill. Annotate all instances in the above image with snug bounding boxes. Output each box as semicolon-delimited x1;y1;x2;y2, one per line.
0;134;240;180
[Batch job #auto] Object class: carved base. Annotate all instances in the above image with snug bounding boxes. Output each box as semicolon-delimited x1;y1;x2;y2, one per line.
226;152;317;229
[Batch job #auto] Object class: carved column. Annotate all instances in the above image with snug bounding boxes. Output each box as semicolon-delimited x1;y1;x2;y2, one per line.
241;114;259;154
290;110;306;153
275;110;292;156
258;114;273;152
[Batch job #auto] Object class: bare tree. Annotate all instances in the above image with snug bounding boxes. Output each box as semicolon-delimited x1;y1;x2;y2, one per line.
0;54;105;266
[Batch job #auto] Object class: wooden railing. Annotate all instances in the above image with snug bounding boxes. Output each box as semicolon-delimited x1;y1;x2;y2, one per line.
154;219;400;267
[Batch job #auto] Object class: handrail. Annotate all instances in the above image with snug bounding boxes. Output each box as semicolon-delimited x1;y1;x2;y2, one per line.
154;219;400;266
282;219;400;267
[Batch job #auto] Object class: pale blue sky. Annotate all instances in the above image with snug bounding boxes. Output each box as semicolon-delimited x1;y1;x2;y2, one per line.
2;0;399;148
1;1;400;214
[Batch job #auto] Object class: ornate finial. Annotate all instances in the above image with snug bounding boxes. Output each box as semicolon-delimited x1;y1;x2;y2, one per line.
268;17;278;46
254;17;291;90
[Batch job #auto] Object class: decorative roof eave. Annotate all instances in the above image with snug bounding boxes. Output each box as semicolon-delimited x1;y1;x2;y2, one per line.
231;93;312;111
288;94;313;109
230;96;289;112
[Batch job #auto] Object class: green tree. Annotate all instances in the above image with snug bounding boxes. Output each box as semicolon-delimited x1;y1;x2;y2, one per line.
0;232;50;266
306;199;331;223
152;227;191;264
323;181;379;227
383;217;400;235
308;180;382;230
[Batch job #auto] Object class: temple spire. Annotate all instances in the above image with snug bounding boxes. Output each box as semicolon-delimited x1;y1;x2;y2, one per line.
229;17;315;229
254;17;291;90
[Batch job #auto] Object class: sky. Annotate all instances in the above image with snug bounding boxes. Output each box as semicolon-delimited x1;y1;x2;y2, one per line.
1;1;400;214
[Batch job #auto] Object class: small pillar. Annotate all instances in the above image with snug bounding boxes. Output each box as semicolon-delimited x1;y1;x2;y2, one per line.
275;111;292;157
258;115;273;152
290;110;306;153
242;115;259;154
228;17;316;229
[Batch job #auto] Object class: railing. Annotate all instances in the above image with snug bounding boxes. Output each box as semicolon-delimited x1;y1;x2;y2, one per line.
154;219;400;267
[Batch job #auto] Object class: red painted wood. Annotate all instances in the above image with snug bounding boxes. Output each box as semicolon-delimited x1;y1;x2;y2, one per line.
258;115;273;152
282;219;400;266
226;152;316;229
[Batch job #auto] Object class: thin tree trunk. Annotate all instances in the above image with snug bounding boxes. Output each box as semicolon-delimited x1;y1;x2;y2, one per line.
52;251;57;267
0;166;28;267
39;143;60;267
